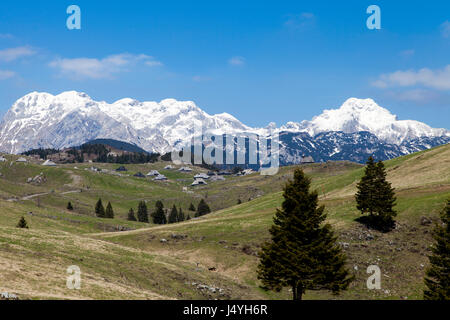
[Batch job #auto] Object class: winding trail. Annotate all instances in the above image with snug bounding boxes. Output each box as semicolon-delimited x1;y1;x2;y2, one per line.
6;190;82;202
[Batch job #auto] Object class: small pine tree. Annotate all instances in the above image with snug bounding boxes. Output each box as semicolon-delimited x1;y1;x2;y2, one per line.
186;214;191;221
168;205;178;224
137;201;149;223
177;208;185;222
151;200;166;224
356;157;397;231
424;199;450;300
105;202;114;219
95;198;105;218
257;168;353;300
127;208;137;221
67;202;74;210
196;199;211;217
188;203;196;211
16;216;29;229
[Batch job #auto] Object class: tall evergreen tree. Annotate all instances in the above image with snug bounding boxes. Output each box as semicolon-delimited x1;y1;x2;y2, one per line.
177;208;185;222
105;202;114;219
151;200;166;224
95;198;105;218
356;157;397;231
16;216;29;229
67;201;74;210
373;161;397;229
424;199;450;300
196;199;211;217
127;208;137;221
168;205;178;224
188;203;196;212
355;156;377;215
257;168;353;300
137;201;149;223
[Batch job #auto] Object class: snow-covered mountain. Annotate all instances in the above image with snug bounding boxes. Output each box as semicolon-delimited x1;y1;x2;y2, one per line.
281;98;449;145
0;92;448;164
0;91;251;154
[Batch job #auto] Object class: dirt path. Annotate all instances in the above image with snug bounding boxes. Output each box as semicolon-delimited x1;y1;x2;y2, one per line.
65;171;83;188
6;190;82;202
6;192;49;202
60;190;82;195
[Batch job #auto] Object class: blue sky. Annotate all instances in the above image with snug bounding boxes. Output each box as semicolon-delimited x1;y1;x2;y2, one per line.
0;0;449;129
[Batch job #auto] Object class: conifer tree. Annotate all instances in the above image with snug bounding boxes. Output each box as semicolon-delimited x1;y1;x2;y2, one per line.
67;202;74;210
356;157;397;231
257;168;353;300
16;216;29;229
196;199;211;217
151;200;166;224
137;201;149;223
373;161;397;229
189;203;196;212
186;214;191;221
105;202;114;219
95;198;105;218
177;208;185;222
424;199;450;300
237;199;242;204
127;208;137;221
168;205;178;224
355;156;377;215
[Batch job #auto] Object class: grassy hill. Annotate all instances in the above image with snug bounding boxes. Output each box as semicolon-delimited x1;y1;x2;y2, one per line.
0;144;449;299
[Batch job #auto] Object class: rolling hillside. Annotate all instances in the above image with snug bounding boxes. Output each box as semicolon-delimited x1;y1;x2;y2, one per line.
0;144;449;299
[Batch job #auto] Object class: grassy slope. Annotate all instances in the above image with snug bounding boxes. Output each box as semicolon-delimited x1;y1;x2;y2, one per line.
92;144;450;300
0;158;329;219
0;144;449;299
0;155;326;299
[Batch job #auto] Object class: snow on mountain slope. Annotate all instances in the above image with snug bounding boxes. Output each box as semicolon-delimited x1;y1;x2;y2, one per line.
0;92;448;157
281;98;450;144
0;91;252;154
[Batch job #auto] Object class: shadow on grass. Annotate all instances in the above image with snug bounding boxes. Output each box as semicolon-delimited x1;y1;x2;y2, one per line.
355;215;395;233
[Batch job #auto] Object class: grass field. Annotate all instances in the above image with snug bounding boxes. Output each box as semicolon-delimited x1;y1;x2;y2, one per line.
0;144;449;300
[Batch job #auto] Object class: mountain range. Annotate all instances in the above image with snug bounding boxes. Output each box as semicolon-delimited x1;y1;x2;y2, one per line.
0;91;448;164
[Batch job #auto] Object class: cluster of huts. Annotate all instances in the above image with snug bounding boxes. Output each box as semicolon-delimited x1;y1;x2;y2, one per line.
0;156;31;164
0;152;259;189
116;166;168;181
190;168;254;186
0;155;58;166
113;163;256;187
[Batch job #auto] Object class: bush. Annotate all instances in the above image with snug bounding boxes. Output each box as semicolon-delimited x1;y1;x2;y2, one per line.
16;216;29;229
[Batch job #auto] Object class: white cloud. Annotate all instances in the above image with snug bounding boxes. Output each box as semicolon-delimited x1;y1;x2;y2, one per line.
49;53;163;79
372;65;450;90
385;89;440;103
0;46;35;62
284;13;316;30
0;70;15;80
228;56;245;66
441;21;450;38
145;60;163;67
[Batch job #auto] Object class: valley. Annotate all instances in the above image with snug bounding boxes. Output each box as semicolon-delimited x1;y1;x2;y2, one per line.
0;144;448;300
